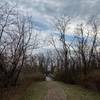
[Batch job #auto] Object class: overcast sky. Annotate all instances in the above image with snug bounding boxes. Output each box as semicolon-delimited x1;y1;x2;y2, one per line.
2;0;100;30
5;0;100;16
1;0;100;50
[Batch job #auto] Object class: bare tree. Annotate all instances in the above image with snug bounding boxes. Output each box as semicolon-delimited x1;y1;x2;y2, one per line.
53;16;71;72
0;3;37;86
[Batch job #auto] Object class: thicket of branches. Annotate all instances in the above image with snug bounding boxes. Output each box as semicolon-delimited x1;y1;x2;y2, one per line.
50;16;100;91
0;3;39;87
0;3;100;92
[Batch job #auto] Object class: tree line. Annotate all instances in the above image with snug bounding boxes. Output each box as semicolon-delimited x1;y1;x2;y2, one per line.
0;3;100;91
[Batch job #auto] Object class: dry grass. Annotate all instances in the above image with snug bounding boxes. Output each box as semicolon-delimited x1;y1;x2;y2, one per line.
21;81;48;100
60;82;100;100
1;80;100;100
0;76;34;100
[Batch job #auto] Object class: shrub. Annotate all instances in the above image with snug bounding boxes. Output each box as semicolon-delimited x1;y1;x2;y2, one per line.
54;70;79;84
80;70;100;91
33;72;45;81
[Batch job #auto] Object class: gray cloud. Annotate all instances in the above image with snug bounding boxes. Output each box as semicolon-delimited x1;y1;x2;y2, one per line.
1;0;100;31
1;0;100;50
2;0;100;17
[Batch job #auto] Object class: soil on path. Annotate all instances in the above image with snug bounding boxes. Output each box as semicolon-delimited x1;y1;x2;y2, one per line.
44;81;67;100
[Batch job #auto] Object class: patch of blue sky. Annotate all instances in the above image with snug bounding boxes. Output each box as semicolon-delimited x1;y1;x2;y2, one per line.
33;20;50;31
65;34;75;42
53;32;76;42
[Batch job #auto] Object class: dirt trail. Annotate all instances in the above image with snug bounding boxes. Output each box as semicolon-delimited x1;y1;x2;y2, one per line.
44;81;67;100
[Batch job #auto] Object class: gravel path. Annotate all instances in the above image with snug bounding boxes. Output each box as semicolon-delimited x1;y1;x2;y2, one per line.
44;81;67;100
